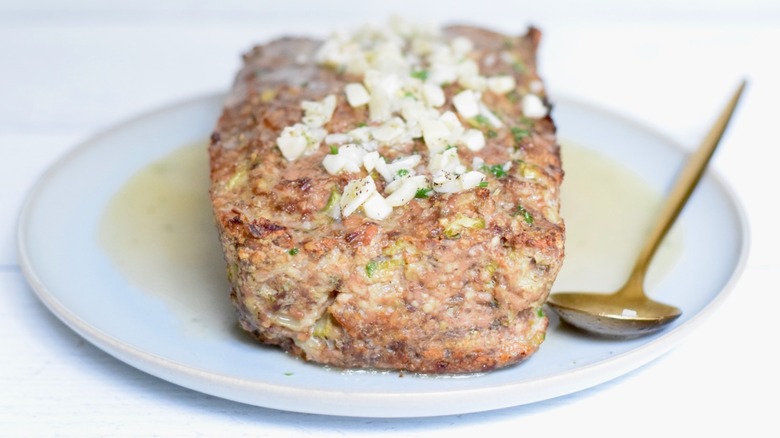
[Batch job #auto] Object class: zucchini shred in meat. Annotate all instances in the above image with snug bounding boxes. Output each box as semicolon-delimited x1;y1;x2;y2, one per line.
208;17;565;374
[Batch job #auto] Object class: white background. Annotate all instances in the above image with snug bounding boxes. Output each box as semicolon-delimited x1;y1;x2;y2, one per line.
2;1;778;436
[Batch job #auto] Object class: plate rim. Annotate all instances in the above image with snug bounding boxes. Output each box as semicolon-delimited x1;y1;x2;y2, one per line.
15;91;751;417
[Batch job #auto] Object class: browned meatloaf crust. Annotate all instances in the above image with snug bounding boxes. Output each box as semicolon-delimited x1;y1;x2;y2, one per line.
209;23;565;374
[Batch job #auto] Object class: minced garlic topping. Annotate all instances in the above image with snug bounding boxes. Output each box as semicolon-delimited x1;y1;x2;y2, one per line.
275;16;549;220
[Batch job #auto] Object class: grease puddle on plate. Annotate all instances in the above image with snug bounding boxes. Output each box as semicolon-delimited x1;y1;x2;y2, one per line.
97;140;234;338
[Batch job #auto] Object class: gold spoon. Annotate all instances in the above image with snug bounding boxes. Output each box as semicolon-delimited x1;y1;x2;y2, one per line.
547;79;747;338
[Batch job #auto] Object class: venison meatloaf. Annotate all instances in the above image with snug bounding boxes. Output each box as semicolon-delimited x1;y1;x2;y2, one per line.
208;19;565;374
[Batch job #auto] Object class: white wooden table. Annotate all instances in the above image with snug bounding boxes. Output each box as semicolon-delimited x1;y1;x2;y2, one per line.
2;1;778;436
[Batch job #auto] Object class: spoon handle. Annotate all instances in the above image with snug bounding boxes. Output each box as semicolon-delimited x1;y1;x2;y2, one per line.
622;79;747;295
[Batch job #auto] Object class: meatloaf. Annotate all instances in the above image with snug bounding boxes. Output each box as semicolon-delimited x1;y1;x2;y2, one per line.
208;18;565;374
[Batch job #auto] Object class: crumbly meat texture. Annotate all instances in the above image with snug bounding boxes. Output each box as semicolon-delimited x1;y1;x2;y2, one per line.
209;25;565;374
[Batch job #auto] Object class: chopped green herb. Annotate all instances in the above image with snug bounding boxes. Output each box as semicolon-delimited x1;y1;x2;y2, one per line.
415;187;433;198
366;261;378;278
397;168;410;177
482;163;508;178
445;144;458;150
511;127;530;143
487;129;497;138
537;307;545;318
473;114;489;126
478;181;489;188
410;69;429;80
329;145;339;155
516;205;534;224
404;91;415;98
284;372;294;376
322;188;341;218
356;122;367;128
512;61;526;74
288;248;299;256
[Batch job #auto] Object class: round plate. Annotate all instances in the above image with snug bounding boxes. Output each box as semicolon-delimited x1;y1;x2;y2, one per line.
16;92;749;418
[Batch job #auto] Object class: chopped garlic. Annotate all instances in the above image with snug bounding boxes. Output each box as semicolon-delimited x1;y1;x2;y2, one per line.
450;36;474;56
322;144;367;174
373;156;392;182
325;133;351;145
322;153;347;175
371;117;406;144
428;147;462;174
276;136;307;162
385;170;422;194
401;99;436;122
345;83;370;107
452;89;480;119
431;171;461;193
422;82;445;107
432;169;486;193
383;176;405;194
438;111;463;134
383;154;422;182
400;99;439;137
369;89;393;122
462;129;485;151
420;119;451;154
385;175;429;206
371;42;406;73
459;75;487;91
362;151;381;172
302;94;337;128
361;140;379;152
477;102;503;127
347;126;372;143
341;176;378;217
457;58;480;79
372;154;421;183
428;62;458;85
522;94;548;119
363;192;392;220
364;70;401;98
487;75;516;95
276;123;326;161
459;171;487;190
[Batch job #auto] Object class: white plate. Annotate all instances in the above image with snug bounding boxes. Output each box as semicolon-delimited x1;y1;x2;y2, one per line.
17;92;749;418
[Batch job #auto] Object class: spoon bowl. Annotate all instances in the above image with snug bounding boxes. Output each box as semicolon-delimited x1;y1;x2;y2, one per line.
547;79;746;338
547;291;681;338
